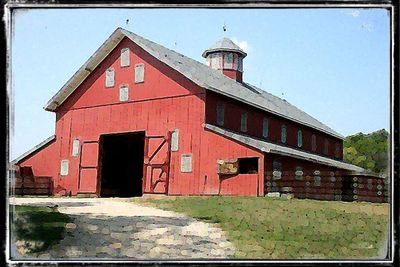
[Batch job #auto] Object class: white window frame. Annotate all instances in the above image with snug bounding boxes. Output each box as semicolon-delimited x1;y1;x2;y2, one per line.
281;125;287;144
119;85;129;102
72;139;80;157
181;154;193;173
135;63;145;83
240;112;248;132
223;53;233;69
105;68;115;88
297;129;303;148
262;117;269;138
60;160;69;176
120;48;130;67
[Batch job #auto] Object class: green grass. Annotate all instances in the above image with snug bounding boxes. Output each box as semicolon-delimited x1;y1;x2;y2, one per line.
12;205;72;254
131;196;389;259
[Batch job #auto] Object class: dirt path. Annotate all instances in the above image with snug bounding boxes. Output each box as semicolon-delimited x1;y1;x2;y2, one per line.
10;197;235;260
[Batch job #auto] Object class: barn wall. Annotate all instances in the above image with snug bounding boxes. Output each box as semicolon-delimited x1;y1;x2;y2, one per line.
58;37;204;112
205;91;343;160
264;154;386;203
16;139;58;177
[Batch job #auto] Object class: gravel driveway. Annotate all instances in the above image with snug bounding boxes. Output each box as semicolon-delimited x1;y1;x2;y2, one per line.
10;197;235;260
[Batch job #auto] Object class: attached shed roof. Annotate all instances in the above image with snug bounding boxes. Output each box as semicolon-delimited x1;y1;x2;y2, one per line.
44;27;344;139
205;123;374;174
10;135;56;165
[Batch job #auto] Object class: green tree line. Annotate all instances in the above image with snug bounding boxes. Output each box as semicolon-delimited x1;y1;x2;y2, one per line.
343;129;389;176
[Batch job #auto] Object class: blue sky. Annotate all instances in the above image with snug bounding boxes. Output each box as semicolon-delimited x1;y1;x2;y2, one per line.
10;8;390;160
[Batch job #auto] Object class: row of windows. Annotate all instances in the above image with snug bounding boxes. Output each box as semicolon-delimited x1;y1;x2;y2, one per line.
216;103;341;157
104;48;145;87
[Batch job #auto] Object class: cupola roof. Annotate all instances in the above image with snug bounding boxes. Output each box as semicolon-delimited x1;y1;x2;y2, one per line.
202;37;247;58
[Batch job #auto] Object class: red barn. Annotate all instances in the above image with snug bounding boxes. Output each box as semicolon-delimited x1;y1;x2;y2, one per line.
12;28;386;202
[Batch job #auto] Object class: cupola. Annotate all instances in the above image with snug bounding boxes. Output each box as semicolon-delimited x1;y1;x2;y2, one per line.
202;37;247;83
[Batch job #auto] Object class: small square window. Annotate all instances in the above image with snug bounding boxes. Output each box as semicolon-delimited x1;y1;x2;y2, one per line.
238;158;258;174
135;63;145;83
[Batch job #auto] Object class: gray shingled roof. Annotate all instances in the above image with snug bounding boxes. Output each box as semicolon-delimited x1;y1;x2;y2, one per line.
202;37;247;58
44;28;344;139
204;123;378;175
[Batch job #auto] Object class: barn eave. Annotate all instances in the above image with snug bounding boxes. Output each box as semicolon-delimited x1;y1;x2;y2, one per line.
204;123;381;177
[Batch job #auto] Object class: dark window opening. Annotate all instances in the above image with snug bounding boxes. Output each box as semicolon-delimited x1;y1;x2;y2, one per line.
238;157;258;174
99;132;145;197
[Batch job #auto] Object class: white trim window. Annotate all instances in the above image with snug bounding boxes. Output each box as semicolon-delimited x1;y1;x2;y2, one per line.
105;68;115;87
262;117;269;138
135;63;145;83
120;48;130;67
72;139;80;157
240;112;248;132
224;53;233;69
119;85;129;102
281;125;287;144
210;54;221;69
297;129;303;148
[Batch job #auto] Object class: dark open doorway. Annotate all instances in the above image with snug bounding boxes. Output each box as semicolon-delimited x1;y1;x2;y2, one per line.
99;132;145;197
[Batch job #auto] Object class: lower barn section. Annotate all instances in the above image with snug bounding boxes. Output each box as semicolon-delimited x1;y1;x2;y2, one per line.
11;126;387;203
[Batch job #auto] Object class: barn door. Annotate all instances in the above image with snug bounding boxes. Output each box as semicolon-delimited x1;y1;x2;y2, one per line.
143;133;172;194
78;141;99;194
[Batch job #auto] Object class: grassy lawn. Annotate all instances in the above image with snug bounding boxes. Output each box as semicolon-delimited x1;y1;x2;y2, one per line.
131;196;389;259
11;205;72;255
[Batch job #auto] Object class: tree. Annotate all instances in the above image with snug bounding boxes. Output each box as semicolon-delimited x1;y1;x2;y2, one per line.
343;129;389;176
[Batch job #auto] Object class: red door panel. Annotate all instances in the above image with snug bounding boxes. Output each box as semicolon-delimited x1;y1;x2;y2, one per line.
143;133;171;194
79;168;97;193
81;143;99;167
78;141;99;194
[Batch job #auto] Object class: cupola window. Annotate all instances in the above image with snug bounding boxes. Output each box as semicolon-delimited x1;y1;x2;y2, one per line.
224;53;233;69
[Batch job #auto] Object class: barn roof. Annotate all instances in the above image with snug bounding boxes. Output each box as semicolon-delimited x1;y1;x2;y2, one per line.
205;123;382;176
10;135;56;165
44;27;344;139
202;37;247;58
